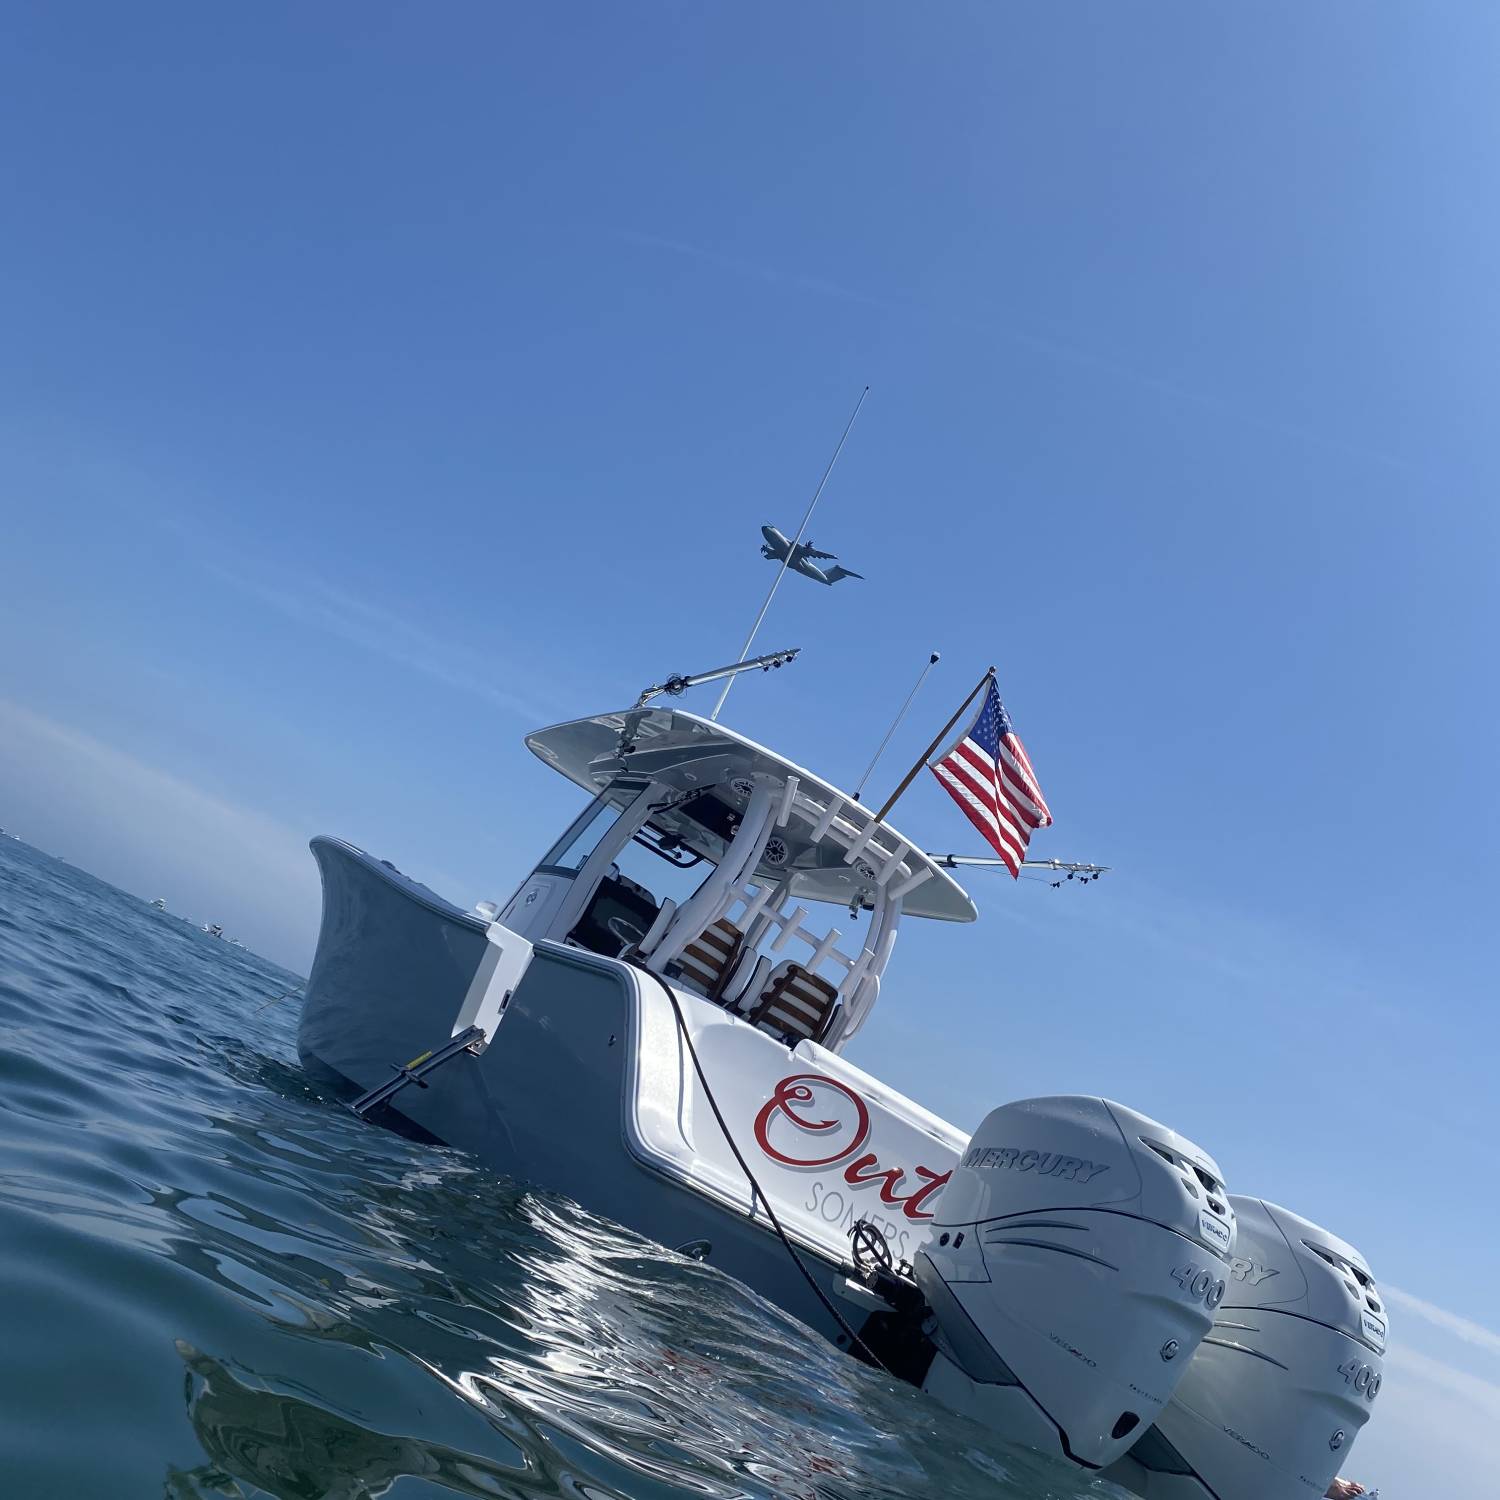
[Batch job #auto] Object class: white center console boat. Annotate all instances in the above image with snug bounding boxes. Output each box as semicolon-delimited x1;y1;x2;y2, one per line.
297;696;1386;1496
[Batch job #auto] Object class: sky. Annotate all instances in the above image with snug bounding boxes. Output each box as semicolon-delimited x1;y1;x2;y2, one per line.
2;4;1498;1491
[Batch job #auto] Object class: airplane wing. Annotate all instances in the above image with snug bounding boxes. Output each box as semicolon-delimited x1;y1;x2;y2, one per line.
800;543;838;561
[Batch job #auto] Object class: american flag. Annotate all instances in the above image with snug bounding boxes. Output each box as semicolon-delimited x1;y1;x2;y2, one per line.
930;678;1052;877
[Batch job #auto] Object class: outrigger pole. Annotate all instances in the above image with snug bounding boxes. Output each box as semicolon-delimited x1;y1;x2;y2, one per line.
710;386;870;721
636;647;800;709
931;854;1111;882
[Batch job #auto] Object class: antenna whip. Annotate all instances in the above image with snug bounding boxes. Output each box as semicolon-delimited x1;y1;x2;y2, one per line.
853;652;940;800
711;386;870;720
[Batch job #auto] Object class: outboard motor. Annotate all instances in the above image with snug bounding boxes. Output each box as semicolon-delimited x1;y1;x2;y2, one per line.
1105;1195;1386;1499
915;1096;1235;1470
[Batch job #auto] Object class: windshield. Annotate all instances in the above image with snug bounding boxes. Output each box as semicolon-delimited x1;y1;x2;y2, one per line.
564;796;720;959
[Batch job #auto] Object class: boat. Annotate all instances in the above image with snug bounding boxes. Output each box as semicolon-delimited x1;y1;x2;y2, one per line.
296;678;1387;1497
201;923;224;939
152;898;167;911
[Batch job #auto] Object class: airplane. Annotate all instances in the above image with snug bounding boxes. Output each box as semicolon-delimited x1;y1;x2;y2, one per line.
759;524;864;585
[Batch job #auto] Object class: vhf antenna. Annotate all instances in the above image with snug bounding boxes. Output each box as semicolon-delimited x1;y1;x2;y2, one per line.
635;647;800;709
711;386;870;721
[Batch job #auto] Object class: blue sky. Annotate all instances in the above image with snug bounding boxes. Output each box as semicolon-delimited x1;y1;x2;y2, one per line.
2;5;1497;1489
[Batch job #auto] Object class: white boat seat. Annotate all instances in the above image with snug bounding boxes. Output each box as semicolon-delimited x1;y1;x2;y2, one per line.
822;973;873;1049
674;917;743;1000
721;951;771;1013
747;961;840;1045
635;897;678;958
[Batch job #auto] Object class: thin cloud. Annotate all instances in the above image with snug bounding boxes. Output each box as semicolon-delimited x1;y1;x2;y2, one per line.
1349;1343;1500;1492
1388;1344;1500;1409
614;228;1411;474
134;501;567;725
206;564;565;724
615;228;901;313
1384;1285;1500;1360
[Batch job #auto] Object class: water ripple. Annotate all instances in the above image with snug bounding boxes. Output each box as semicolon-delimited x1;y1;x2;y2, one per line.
0;839;1122;1500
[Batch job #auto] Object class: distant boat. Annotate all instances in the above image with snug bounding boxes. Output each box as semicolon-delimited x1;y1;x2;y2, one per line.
201;923;224;939
152;898;167;911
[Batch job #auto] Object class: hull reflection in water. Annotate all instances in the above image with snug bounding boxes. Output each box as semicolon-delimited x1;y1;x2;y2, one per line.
171;1177;1102;1500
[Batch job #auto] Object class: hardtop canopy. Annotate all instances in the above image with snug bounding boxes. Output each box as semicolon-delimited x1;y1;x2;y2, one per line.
526;707;977;924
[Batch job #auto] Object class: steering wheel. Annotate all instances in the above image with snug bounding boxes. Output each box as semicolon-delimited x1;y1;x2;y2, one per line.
606;915;647;947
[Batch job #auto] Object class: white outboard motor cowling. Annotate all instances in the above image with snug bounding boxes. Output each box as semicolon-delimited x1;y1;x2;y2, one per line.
1105;1195;1387;1499
915;1096;1235;1470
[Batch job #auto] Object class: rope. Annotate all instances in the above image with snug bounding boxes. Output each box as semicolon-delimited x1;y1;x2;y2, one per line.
254;985;303;1013
644;970;893;1375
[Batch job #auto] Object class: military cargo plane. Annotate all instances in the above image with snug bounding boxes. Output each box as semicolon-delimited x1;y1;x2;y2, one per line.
759;524;864;585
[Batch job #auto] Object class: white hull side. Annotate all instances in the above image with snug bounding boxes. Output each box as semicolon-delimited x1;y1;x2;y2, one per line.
297;837;962;1352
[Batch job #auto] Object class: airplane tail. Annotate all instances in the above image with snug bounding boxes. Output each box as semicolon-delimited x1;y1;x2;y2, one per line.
824;565;863;584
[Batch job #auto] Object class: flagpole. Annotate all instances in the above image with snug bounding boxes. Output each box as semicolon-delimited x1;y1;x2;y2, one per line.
873;666;994;823
710;385;870;722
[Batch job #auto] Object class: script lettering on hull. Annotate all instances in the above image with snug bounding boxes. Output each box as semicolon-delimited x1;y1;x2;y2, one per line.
753;1073;951;1221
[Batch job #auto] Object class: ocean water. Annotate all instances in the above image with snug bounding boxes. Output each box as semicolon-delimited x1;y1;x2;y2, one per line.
0;837;1119;1500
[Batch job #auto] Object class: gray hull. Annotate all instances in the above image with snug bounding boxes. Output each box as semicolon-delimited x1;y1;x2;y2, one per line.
298;837;858;1347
